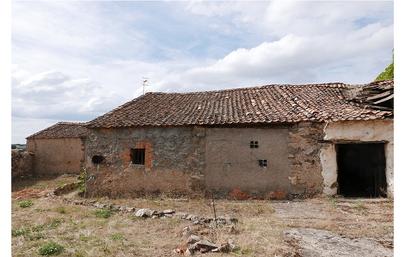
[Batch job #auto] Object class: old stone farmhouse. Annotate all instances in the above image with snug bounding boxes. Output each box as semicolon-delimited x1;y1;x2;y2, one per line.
80;80;393;199
26;122;89;176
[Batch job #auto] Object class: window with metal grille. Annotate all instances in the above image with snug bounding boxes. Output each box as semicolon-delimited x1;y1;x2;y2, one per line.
130;148;145;165
258;159;267;167
250;141;259;148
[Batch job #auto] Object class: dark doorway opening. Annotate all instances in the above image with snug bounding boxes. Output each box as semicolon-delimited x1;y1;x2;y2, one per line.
336;143;387;198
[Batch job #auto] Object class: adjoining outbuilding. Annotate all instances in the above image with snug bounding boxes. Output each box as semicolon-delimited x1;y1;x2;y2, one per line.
82;80;393;199
26;122;89;176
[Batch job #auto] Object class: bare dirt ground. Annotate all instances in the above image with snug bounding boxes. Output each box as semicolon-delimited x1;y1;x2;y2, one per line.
12;175;393;257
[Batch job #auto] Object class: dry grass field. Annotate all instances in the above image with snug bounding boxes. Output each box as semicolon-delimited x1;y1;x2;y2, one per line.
12;175;393;257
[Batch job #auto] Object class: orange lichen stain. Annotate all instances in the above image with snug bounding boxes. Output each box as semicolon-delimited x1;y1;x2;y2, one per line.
120;149;131;165
229;188;250;200
266;190;287;200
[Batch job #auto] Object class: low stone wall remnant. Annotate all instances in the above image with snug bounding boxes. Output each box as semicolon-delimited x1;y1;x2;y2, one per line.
12;149;33;179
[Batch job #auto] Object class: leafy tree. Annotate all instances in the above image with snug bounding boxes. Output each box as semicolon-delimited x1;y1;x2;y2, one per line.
375;52;394;81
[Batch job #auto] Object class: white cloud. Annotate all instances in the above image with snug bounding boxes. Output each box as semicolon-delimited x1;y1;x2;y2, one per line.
156;22;393;91
184;1;393;37
12;69;123;120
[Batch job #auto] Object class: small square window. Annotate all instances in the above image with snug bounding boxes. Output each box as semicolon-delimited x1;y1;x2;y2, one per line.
250;141;259;148
258;159;267;167
130;148;145;165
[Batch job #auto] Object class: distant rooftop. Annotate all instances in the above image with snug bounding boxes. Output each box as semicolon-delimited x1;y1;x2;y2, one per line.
26;122;89;140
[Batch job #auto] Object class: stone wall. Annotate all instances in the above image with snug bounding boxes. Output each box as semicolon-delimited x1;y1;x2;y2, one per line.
12;149;33;179
287;122;325;197
84;124;327;199
27;138;85;176
84;127;206;198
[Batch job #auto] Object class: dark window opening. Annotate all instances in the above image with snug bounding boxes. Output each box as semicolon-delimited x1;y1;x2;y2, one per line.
258;159;267;167
92;155;105;165
337;143;387;198
250;141;259;148
131;148;145;165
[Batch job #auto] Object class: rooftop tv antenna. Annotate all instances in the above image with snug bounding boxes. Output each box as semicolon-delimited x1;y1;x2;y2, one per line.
142;77;149;95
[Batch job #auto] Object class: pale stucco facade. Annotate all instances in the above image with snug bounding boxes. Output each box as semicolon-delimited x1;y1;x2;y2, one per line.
27;138;85;175
320;119;393;197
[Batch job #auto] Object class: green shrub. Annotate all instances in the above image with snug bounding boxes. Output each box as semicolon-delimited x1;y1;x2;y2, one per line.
18;200;33;208
94;209;112;219
375;62;394;81
38;241;64;256
78;169;87;194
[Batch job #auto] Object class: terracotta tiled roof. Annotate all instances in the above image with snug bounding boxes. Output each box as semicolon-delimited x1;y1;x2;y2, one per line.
86;81;393;128
26;122;89;139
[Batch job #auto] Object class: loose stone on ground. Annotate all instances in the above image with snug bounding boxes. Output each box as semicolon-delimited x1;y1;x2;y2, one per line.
284;228;393;257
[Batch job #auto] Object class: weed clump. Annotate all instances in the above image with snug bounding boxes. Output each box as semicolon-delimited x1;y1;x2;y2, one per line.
94;209;112;219
55;206;66;214
49;218;63;229
110;233;124;241
18;200;33;208
12;227;30;237
78;169;87;195
38;241;64;256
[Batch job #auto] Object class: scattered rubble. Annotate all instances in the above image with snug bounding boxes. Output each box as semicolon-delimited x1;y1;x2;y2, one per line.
13;188;50;200
53;182;81;196
135;208;157;218
174;226;237;255
58;197;240;255
60;198;238;226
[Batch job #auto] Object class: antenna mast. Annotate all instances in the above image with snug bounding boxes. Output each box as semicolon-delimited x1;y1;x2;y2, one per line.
142;77;149;95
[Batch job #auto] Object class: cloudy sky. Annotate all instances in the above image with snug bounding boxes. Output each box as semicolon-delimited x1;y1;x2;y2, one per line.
12;0;393;143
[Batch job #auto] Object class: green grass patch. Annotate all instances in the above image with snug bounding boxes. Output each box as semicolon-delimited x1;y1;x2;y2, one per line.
110;233;124;241
232;247;253;256
38;241;64;256
74;250;87;257
94;209;112;219
79;234;94;242
32;224;46;232
12;227;30;237
57;181;66;188
328;196;337;208
55;206;67;214
354;201;367;212
28;232;45;241
48;218;63;229
18;199;33;208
